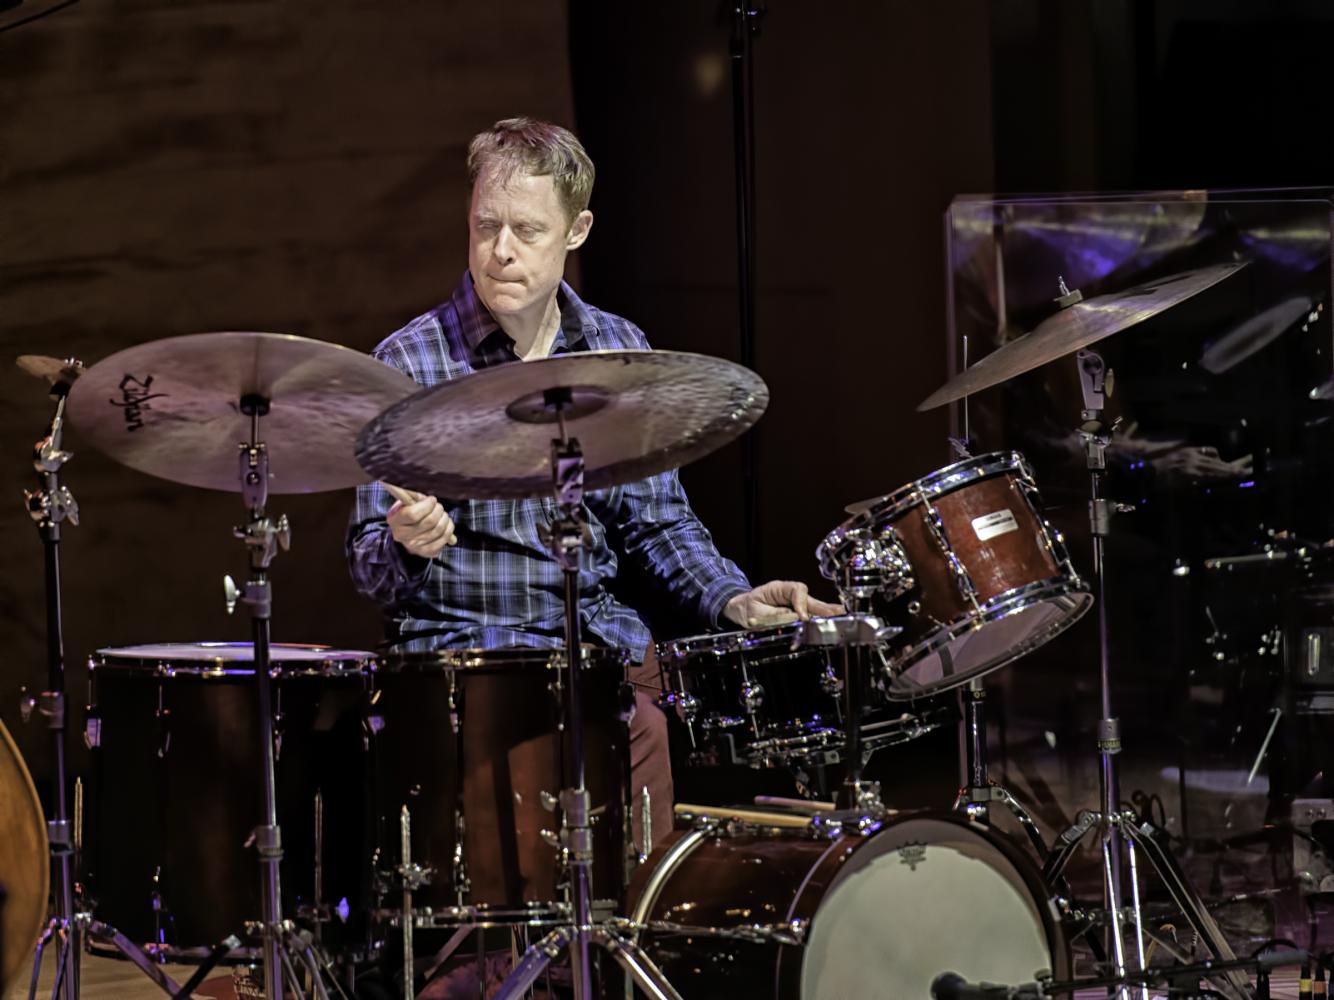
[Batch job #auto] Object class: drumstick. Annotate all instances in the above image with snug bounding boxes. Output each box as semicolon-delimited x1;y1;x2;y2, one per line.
752;795;836;813
381;482;421;505
673;802;817;829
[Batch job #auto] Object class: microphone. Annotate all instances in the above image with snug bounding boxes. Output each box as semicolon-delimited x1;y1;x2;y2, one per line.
931;972;1000;1000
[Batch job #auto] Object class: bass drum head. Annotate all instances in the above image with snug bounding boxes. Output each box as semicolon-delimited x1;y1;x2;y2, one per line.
800;816;1065;997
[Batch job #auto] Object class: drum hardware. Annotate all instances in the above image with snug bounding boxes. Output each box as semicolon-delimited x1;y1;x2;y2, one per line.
18;356;82;1000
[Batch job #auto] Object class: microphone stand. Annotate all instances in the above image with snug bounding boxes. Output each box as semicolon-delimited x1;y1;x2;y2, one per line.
729;0;764;576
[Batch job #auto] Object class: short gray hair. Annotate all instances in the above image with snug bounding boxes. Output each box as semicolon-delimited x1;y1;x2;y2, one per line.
467;117;595;221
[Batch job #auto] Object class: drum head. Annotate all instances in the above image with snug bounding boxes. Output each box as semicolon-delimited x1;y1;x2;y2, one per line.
888;587;1091;699
802;816;1061;997
90;642;374;676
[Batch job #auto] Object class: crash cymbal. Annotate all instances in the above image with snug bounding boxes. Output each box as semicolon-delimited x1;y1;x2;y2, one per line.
16;354;84;387
918;261;1246;411
356;349;768;499
67;332;419;494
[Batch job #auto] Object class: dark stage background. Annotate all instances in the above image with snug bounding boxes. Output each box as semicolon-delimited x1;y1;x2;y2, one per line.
4;0;1334;900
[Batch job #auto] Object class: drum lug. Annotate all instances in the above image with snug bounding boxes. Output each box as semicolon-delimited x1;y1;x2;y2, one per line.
739;681;765;714
540;790;559;812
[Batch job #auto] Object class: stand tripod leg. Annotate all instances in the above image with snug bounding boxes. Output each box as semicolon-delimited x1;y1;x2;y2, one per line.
489;928;572;1000
27;920;54;1000
84;919;185;997
1121;818;1251;998
587;927;685;1000
1102;835;1130;1000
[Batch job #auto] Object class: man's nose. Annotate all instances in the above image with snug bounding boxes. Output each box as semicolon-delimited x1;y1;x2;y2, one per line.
493;228;516;264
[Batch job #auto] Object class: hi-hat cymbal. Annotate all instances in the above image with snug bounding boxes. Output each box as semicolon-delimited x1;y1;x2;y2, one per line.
918;261;1246;411
67;332;419;494
355;349;768;499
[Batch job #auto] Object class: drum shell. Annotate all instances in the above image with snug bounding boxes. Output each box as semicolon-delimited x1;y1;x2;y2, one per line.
84;662;365;950
627;812;1070;998
368;651;631;910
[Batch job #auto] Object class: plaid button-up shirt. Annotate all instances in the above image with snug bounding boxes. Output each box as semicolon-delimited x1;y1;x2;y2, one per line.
346;271;752;658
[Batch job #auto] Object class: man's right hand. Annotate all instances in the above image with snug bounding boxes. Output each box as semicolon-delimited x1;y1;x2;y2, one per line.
384;484;457;559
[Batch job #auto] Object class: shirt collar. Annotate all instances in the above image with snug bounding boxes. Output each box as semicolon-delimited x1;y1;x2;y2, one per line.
450;270;602;360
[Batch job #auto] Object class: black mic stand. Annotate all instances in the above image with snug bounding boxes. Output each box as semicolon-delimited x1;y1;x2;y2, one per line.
489;389;683;1000
23;360;83;1000
729;0;763;576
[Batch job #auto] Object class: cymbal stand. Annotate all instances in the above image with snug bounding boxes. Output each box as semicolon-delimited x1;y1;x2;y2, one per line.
1040;347;1251;1000
491;387;683;1000
225;393;331;1000
22;361;82;1000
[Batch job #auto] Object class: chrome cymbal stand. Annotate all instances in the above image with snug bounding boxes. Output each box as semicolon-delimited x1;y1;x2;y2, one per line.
1040;346;1251;1000
490;387;683;1000
23;360;83;1000
224;393;333;1000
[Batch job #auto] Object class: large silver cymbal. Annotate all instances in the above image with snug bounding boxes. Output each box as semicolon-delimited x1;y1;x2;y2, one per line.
67;331;420;494
918;261;1246;411
355;349;769;499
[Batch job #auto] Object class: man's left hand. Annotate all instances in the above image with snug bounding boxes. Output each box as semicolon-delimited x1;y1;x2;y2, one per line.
723;580;844;629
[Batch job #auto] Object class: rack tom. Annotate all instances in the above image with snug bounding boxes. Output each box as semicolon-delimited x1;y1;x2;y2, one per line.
820;452;1091;699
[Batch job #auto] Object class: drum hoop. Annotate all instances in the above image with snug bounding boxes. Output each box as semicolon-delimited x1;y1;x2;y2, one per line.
87;642;375;678
657;623;806;665
627;827;714;931
372;646;629;673
840;451;1032;529
885;580;1093;700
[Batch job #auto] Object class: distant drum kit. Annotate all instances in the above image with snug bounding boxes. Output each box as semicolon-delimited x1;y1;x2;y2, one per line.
7;261;1299;1000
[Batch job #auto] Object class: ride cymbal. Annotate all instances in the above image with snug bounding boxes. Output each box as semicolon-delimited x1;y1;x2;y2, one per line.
355;349;768;499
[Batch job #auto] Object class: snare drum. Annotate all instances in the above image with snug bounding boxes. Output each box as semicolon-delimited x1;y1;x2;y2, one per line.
84;642;372;958
628;809;1071;998
820;452;1092;699
366;646;632;925
656;623;948;768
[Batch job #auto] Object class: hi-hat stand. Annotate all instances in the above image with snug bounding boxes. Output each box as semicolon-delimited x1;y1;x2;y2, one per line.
1039;343;1252;1000
23;360;83;1000
490;388;683;1000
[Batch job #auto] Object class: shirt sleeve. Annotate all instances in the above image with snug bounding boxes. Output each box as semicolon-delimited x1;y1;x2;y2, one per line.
595;470;752;629
345;345;433;608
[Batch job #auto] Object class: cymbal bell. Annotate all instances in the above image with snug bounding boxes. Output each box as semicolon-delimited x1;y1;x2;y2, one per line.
67;331;420;494
355;349;768;499
918;261;1246;411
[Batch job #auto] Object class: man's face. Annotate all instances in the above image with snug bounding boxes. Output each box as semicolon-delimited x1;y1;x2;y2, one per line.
467;168;592;321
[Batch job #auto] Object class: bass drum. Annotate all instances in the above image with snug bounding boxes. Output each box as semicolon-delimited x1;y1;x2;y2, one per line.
628;811;1069;998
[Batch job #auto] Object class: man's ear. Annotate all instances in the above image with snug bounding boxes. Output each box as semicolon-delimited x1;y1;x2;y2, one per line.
566;210;594;250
